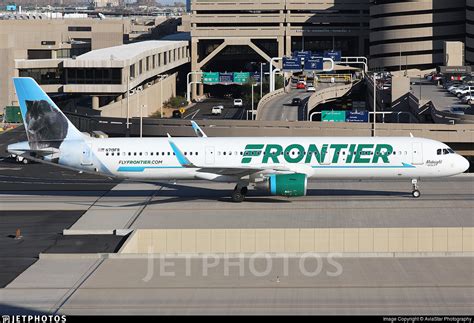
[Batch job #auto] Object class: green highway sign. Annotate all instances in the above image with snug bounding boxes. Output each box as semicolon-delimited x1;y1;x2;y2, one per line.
233;72;250;83
321;110;346;122
202;72;220;84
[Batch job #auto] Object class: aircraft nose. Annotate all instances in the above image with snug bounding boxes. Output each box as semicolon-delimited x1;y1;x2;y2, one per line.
458;155;470;173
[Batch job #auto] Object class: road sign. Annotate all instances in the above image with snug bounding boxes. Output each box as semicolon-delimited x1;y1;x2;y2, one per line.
324;50;342;62
219;72;233;83
252;71;261;82
346;110;368;123
304;57;324;70
179;108;186;114
321;110;346;122
282;57;302;71
293;51;312;64
202;72;219;84
233;72;250;83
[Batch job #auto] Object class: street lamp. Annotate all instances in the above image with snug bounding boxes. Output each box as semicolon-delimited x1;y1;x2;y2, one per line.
140;104;146;138
251;83;258;120
260;62;267;99
373;73;376;137
126;76;134;137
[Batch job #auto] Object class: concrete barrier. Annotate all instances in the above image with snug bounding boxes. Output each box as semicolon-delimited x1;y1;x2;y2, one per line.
119;227;474;255
307;81;356;113
256;88;285;119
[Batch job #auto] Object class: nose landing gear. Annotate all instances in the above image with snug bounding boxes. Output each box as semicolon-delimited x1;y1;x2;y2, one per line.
411;179;421;198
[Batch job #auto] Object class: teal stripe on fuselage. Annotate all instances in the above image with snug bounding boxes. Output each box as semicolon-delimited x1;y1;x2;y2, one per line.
117;166;183;172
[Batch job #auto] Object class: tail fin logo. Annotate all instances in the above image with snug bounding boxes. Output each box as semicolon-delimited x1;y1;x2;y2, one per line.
25;99;68;150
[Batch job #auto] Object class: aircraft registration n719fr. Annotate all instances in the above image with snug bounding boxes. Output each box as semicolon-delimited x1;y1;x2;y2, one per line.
8;78;470;202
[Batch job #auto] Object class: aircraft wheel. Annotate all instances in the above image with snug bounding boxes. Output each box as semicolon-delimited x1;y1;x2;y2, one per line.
231;190;245;203
412;190;421;198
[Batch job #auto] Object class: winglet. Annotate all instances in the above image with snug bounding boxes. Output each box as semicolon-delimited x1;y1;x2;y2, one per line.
167;134;194;167
409;132;414;138
191;121;207;137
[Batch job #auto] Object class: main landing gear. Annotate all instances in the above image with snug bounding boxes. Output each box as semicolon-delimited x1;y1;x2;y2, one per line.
411;179;421;198
231;184;248;202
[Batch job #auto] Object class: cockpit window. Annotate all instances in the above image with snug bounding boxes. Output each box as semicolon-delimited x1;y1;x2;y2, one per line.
437;149;442;155
447;148;455;154
443;149;449;155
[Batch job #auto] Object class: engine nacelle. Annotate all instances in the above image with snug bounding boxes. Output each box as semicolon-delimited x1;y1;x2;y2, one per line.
255;174;308;197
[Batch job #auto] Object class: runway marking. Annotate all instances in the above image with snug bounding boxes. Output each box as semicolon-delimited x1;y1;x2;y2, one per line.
183;109;200;119
0;167;22;171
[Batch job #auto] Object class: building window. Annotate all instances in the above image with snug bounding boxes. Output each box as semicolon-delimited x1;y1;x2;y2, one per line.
146;57;150;71
27;50;52;60
41;41;56;46
68;26;92;32
152;55;156;69
66;68;121;84
19;68;64;85
139;60;143;75
130;64;135;79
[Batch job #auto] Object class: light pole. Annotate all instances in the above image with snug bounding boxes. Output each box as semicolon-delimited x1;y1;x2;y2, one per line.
126;76;134;137
419;73;422;101
260;62;266;99
251;83;258;120
140;104;146;138
186;71;203;103
373;73;376;137
269;57;282;92
158;75;166;118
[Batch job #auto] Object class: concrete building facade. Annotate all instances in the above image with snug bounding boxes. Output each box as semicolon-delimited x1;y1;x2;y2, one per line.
182;0;370;98
0;18;132;113
370;0;467;71
467;0;474;64
14;40;190;118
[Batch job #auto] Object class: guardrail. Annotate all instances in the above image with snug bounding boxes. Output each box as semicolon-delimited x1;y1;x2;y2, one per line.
256;87;286;120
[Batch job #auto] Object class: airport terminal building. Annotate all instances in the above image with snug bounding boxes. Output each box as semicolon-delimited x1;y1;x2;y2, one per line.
14;40;190;118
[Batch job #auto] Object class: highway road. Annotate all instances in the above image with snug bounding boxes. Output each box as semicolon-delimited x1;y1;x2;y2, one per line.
257;88;310;121
182;98;246;120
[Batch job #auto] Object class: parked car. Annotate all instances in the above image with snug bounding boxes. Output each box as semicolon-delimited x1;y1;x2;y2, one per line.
172;110;182;118
449;105;468;115
455;86;474;97
291;98;302;106
451;85;469;95
306;85;316;92
8;153;30;164
461;95;474;104
296;82;305;89
233;99;243;107
211;105;224;115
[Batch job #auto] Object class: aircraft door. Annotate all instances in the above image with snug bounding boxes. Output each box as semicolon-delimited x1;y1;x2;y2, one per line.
321;147;334;165
205;146;215;165
412;142;423;165
81;142;93;166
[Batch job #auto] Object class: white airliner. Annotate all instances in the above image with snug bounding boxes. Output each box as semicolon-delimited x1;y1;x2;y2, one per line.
7;78;470;202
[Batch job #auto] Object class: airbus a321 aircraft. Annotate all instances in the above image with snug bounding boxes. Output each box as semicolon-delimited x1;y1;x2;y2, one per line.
8;78;470;202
